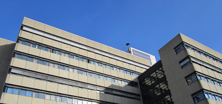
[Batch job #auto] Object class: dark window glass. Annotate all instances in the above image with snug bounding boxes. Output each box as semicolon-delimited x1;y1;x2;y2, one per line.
175;44;185;54
20;90;26;96
6;88;13;93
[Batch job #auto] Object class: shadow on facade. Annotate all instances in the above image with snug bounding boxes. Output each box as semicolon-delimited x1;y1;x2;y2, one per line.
0;42;16;99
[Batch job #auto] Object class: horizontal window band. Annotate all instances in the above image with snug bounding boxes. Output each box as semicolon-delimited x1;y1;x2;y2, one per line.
4;85;118;104
13;52;138;85
17;38;140;75
9;68;140;99
22;26;150;69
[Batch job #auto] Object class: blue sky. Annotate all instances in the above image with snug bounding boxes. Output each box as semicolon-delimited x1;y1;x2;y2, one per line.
0;0;222;60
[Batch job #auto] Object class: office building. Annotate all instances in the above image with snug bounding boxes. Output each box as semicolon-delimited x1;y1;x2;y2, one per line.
0;17;151;104
139;34;222;104
1;17;222;104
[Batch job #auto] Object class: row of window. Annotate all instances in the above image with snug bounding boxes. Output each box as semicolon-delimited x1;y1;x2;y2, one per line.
175;43;222;64
186;73;222;87
18;39;139;77
6;87;103;104
10;72;140;99
193;91;222;103
14;54;138;88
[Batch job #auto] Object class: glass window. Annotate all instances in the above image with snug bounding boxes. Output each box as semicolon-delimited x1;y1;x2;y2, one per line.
27;57;33;62
105;65;109;69
21;56;27;60
31;43;37;48
88;102;92;104
51;95;56;101
175;44;185;54
15;54;21;59
99;75;103;79
56;96;61;102
68;98;72;103
33;58;38;63
62;97;67;103
38;60;44;65
89;61;95;65
98;63;103;67
43;61;49;66
82;59;87;62
87;72;91;76
96;74;99;79
82;71;86;75
6;88;13;93
59;65;64;70
69;54;74;59
26;91;32;97
73;69;78;73
74;56;78;60
79;57;83;61
113;67;117;71
39;93;45;99
45;94;50;100
45;47;50;52
73;99;78;104
180;58;191;68
64;67;69;71
208;79;214;84
13;88;19;94
34;92;39;98
83;101;87;104
78;100;83;104
91;73;95;78
110;66;114;70
79;70;83;74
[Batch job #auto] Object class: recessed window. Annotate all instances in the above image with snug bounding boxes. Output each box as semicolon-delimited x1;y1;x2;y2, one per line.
179;58;191;68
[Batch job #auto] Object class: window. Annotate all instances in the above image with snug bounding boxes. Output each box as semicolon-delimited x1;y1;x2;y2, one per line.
193;92;205;103
6;87;13;93
51;95;56;101
45;94;50;100
62;97;67;102
13;88;19;94
175;44;185;54
180;58;191;68
56;96;61;102
73;99;78;104
68;98;73;104
26;91;32;97
39;93;45;99
186;74;197;85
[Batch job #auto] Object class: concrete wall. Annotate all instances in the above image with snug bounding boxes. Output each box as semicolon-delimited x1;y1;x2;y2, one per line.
0;38;15;99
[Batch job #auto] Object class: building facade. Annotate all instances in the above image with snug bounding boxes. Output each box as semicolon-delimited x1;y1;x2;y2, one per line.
1;17;222;104
0;17;151;104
